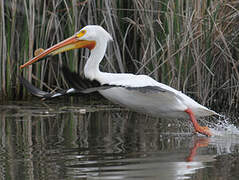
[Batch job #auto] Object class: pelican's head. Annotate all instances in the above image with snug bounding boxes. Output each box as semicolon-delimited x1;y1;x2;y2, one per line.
78;25;113;42
20;25;113;69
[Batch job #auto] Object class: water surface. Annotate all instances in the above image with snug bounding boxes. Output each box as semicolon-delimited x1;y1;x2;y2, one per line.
0;101;239;180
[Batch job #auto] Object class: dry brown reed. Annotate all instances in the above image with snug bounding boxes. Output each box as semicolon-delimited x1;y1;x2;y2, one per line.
0;0;239;112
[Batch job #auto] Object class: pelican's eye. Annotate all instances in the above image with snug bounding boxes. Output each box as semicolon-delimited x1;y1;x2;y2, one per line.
76;30;86;38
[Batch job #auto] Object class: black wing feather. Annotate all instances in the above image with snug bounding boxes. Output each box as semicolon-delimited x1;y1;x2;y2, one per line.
19;66;115;99
61;66;115;92
18;76;81;99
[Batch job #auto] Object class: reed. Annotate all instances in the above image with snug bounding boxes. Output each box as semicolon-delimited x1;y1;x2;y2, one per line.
0;0;238;112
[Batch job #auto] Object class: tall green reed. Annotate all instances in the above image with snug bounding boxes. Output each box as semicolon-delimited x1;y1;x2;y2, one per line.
0;0;238;112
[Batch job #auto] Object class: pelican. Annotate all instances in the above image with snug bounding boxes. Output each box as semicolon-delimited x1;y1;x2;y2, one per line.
20;25;218;136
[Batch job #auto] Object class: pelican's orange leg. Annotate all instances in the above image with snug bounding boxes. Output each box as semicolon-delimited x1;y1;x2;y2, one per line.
184;108;212;137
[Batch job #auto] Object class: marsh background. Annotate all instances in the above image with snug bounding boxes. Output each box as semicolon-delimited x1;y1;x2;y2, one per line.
0;0;239;114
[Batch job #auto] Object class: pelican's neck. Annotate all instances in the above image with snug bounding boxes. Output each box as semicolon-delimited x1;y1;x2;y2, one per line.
84;39;107;80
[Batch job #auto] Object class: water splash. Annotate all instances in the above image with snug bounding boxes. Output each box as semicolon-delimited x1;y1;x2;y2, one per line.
207;115;239;137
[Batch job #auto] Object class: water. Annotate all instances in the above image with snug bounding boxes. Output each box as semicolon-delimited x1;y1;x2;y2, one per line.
0;101;239;180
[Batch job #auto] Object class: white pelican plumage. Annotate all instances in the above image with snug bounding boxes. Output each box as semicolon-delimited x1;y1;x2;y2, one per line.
20;25;218;136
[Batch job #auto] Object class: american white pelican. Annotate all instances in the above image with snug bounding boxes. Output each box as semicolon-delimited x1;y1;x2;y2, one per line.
20;25;218;136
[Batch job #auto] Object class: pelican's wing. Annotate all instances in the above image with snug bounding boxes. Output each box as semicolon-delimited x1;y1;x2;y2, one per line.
125;85;185;107
103;73;183;100
19;76;82;99
19;67;116;100
61;67;178;96
125;86;171;93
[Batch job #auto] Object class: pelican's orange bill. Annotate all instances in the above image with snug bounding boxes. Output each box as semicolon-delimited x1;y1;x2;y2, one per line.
20;35;96;69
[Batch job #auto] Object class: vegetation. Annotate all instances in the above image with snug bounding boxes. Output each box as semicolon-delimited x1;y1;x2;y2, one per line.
0;0;239;112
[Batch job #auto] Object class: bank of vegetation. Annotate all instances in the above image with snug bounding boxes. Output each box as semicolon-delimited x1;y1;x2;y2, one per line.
0;0;239;112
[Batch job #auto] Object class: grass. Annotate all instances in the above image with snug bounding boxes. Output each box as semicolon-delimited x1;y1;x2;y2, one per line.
0;0;239;113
